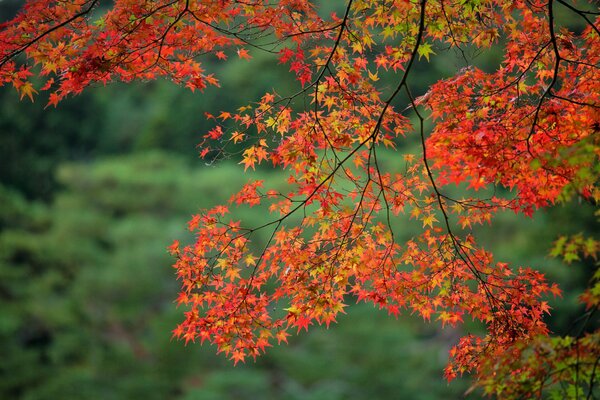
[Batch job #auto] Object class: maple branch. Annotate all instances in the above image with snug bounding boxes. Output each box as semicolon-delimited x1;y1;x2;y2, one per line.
555;0;600;37
439;0;469;66
526;0;562;155
371;0;426;139
481;41;552;97
186;2;340;55
286;0;354;99
571;305;598;338
144;0;191;70
187;10;279;54
372;144;395;242
0;0;99;69
405;83;522;342
548;92;600;109
410;86;478;275
229;219;283;319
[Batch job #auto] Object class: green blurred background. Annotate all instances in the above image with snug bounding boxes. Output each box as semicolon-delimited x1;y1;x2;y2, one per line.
0;1;597;399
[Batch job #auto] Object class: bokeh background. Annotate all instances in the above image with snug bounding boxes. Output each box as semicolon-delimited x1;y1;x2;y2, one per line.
0;1;597;399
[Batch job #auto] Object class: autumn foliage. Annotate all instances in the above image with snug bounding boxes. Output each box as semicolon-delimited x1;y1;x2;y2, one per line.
1;0;599;397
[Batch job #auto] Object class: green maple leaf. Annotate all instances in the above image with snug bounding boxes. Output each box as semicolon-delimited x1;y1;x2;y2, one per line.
418;43;435;61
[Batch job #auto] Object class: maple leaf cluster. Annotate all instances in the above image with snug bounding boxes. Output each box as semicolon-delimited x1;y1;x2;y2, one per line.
2;0;599;396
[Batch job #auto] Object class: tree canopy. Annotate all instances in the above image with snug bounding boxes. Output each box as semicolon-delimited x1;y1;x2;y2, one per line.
1;0;598;397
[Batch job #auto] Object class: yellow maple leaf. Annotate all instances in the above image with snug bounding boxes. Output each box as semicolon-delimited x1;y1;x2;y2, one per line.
422;214;438;228
245;254;257;266
19;82;37;102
